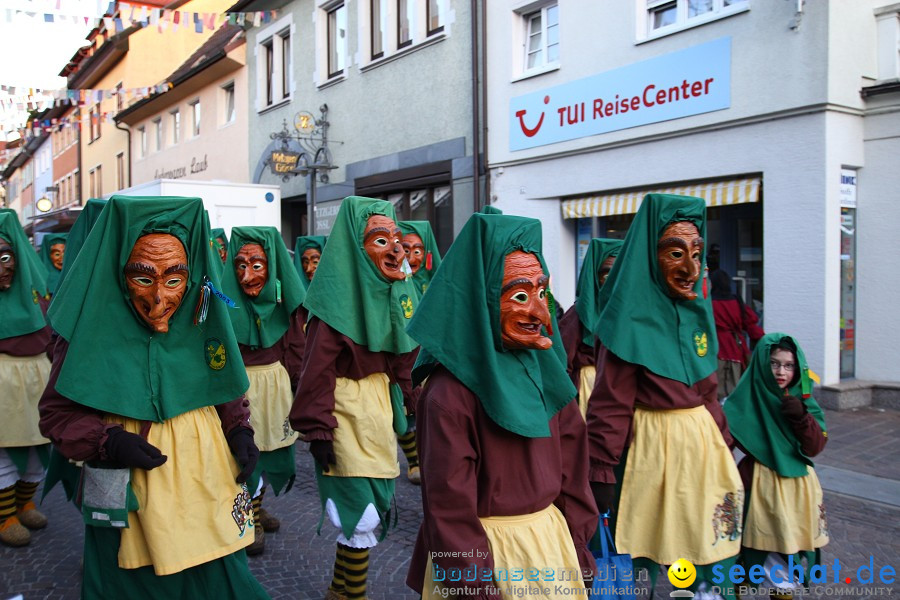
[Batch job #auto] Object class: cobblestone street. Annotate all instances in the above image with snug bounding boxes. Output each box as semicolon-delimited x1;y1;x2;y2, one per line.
2;408;899;600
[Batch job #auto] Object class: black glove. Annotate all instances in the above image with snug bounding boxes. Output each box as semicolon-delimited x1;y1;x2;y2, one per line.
781;395;806;421
104;427;167;470
226;427;260;484
590;481;616;514
309;439;336;471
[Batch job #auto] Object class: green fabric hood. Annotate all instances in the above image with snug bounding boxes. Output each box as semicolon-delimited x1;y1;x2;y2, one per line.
595;194;717;385
40;233;68;295
303;197;419;355
48;196;249;422
220;226;305;349
292;235;327;290
575;238;623;346
0;210;49;339
407;213;576;438
724;333;825;477
398;221;442;296
58;198;107;289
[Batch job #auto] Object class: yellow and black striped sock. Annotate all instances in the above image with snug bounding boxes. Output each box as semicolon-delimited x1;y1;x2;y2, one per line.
15;480;40;511
339;543;369;599
251;494;262;528
329;544;346;593
0;485;16;525
398;431;419;468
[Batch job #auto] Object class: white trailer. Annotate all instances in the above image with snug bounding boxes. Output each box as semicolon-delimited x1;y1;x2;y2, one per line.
110;179;282;237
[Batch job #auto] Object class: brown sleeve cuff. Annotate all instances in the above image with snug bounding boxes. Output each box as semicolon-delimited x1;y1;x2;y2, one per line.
589;466;616;484
302;429;334;442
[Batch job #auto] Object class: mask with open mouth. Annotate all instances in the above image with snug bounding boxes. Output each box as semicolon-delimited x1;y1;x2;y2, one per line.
500;250;552;350
50;243;65;271
657;220;703;301
234;243;268;297
124;233;189;333
363;214;405;281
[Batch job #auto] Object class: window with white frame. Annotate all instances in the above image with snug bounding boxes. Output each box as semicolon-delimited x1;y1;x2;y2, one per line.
524;3;559;72
138;126;147;157
645;0;747;35
426;0;442;35
256;20;292;109
171;109;180;144
371;0;386;59
328;4;347;78
222;83;236;124
153;117;163;151
398;0;413;48
89;102;102;142
116;152;125;190
89;165;102;198
189;100;201;136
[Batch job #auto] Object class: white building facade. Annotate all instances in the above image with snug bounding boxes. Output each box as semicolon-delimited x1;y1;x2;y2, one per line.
486;0;900;390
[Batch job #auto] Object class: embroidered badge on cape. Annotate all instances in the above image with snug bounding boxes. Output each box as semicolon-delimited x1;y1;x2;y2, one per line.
205;338;227;370
693;329;709;357
711;490;743;545
32;289;40;304
400;294;414;319
231;485;254;536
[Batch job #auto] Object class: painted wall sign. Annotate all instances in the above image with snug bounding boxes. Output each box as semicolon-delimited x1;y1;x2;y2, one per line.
509;37;732;151
153;154;208;180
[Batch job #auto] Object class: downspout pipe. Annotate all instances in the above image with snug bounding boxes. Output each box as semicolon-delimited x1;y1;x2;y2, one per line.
114;119;131;191
470;0;481;213
481;0;489;207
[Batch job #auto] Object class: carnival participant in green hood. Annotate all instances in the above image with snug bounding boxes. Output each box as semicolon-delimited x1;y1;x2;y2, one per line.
38;196;269;599
220;226;306;556
405;212;597;599
585;194;743;597
0;210;53;549
397;221;441;296
724;333;828;587
394;221;441;486
211;227;228;263
559;238;623;419
39;233;68;296
290;196;419;600
292;235;326;290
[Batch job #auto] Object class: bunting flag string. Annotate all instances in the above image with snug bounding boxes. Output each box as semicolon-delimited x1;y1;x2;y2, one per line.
1;82;174;109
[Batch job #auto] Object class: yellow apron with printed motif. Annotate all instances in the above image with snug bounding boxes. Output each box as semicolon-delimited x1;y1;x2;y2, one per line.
422;504;586;600
326;373;399;479
577;365;596;421
743;462;828;554
0;353;51;446
245;361;298;452
617;405;744;566
112;407;255;576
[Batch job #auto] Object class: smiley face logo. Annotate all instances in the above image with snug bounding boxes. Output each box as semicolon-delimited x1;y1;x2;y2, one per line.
515;95;551;138
667;558;696;589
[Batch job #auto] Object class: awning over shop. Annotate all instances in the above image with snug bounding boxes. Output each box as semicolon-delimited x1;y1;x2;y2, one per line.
560;176;761;219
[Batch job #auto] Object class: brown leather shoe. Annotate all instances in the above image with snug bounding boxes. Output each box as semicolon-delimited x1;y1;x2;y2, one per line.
246;524;265;556
324;589;347;600
258;507;281;532
17;501;48;530
0;517;31;547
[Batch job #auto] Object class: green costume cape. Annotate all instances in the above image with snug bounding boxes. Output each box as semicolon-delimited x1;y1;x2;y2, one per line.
220;227;305;349
292;235;327;290
724;333;826;477
210;227;229;255
0;210;48;339
303;196;418;354
39;232;68;295
595;194;717;386
398;220;442;296
575;238;623;346
407;213;576;438
48;196;249;422
58;198;108;287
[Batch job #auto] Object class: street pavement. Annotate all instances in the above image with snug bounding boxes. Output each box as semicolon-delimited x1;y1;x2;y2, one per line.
2;406;899;600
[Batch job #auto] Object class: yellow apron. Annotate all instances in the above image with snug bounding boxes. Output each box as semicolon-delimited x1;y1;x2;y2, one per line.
113;407;255;575
0;353;51;446
326;373;399;479
577;365;596;421
617;405;744;566
245;361;298;452
422;504;586;599
743;462;829;554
